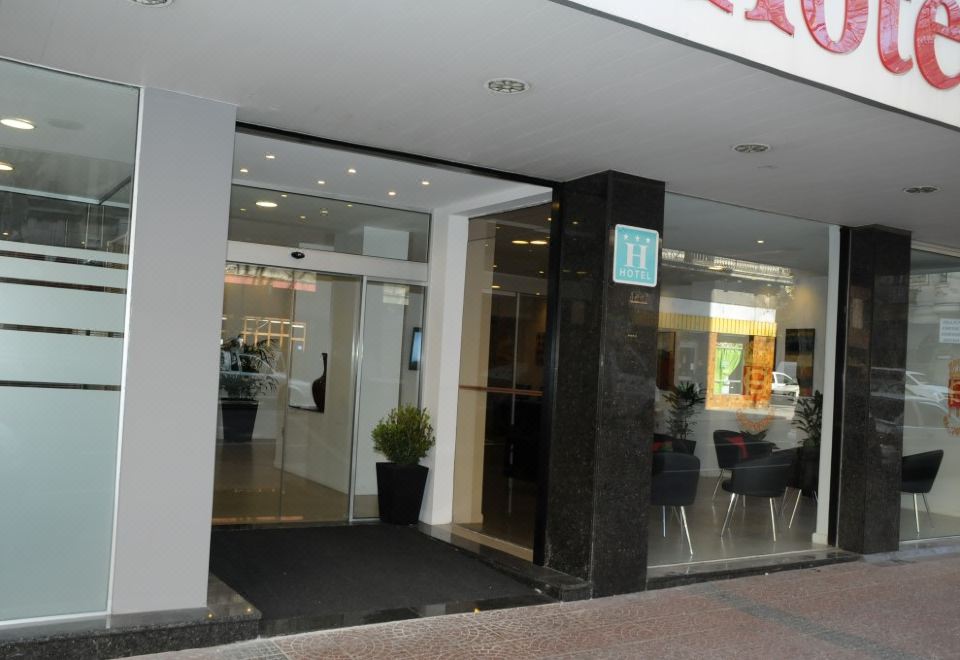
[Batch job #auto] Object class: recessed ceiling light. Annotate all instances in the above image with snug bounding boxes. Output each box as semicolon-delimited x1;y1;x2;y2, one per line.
300;215;307;220
491;285;501;289
538;270;544;274
239;208;247;212
0;118;34;130
733;143;771;154
347;168;357;175
903;185;939;194
265;153;276;160
320;208;329;215
128;0;172;5
388;191;397;197
486;78;530;94
347;204;353;208
547;217;552;222
493;264;498;269
2;232;8;236
280;194;288;198
256;201;277;208
317;180;326;185
239;167;249;174
0;161;13;172
756;239;765;244
512;240;529;245
421;180;430;186
530;239;548;245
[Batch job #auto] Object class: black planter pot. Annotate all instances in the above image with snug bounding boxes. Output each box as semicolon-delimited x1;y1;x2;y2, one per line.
375;462;428;525
220;399;259;443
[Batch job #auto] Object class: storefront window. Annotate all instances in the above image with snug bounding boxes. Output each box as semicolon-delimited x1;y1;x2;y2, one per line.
902;249;960;540
0;60;138;620
651;194;831;565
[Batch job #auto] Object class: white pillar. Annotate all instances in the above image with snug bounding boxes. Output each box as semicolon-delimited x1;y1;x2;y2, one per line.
110;89;236;614
419;211;469;524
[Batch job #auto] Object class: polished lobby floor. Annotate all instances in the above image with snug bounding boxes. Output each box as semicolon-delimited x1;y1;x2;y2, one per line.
899;506;960;542
146;546;960;659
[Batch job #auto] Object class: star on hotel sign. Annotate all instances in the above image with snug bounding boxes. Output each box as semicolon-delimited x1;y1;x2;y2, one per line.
613;224;659;288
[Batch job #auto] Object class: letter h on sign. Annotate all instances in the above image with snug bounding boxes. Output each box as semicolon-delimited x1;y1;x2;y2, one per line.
612;224;660;287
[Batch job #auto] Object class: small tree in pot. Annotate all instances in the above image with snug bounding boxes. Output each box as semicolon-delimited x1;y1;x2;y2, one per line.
219;337;279;443
372;405;435;524
792;390;823;494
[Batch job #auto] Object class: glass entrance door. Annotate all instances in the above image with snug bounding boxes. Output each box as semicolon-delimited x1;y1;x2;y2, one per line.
212;264;424;524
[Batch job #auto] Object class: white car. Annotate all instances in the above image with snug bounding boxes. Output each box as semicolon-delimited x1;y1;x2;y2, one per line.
905;371;949;403
772;372;800;400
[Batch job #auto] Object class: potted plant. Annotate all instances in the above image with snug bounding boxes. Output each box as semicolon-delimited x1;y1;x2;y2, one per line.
792;390;823;494
372;405;435;524
219;337;279;443
663;382;705;449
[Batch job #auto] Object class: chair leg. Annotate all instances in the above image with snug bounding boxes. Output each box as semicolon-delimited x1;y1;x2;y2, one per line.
680;506;693;556
914;494;921;535
662;506;667;538
713;470;725;498
788;488;802;529
721;493;737;536
769;498;777;543
921;493;934;528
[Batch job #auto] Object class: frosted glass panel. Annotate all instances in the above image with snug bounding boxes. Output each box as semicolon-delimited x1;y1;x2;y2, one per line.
0;59;137;622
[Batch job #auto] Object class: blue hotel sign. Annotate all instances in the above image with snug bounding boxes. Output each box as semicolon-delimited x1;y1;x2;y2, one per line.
612;224;659;287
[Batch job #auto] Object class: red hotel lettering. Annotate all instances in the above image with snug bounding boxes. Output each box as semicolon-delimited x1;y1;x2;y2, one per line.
878;0;913;73
802;0;870;52
746;0;796;36
706;0;734;12
916;0;960;89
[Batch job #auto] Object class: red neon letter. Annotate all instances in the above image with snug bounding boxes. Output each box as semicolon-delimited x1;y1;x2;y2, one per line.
916;0;960;89
706;0;734;12
746;0;796;36
879;0;913;73
801;0;870;53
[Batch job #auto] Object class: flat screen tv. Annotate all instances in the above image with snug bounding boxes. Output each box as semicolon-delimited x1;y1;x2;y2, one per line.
409;327;422;370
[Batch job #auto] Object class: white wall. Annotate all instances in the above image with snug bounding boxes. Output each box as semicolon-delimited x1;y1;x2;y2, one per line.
110;88;236;614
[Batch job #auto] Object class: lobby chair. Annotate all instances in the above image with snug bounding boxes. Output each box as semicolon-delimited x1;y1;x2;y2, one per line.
720;451;793;541
784;447;819;529
651;452;700;555
712;430;775;498
901;449;944;535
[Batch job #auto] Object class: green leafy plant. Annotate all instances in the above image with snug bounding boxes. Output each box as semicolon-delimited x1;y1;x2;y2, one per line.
664;382;705;441
372;405;435;466
219;337;280;401
792;390;823;449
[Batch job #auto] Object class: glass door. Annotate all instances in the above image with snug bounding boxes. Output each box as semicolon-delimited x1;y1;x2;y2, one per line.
213;265;361;524
213;264;425;524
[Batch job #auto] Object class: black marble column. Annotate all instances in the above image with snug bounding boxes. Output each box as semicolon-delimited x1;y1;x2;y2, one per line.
535;171;664;597
833;225;911;554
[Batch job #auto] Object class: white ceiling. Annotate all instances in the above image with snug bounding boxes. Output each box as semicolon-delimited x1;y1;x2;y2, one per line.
0;0;957;247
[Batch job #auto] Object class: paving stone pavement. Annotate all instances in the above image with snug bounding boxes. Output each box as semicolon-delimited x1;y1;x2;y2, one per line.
141;552;960;659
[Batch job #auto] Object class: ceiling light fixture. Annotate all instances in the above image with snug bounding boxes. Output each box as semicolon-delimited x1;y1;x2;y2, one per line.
347;204;353;208
320;208;329;215
255;201;277;208
280;194;288;198
265;153;276;160
239;208;247;212
347;168;357;174
512;240;529;245
317;180;326;185
486;78;530;94
491;285;501;289
300;215;307;220
0;161;13;172
0;118;34;130
1;232;8;237
239;168;249;174
421;180;430;186
733;143;771;154
530;239;548;245
756;239;765;244
388;191;397;197
903;185;939;194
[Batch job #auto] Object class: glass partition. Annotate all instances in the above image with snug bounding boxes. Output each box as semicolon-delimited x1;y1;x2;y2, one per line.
453;204;550;556
651;194;831;565
0;60;138;621
902;249;960;540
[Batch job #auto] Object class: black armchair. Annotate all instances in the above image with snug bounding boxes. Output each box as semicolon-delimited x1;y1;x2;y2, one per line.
651;452;700;555
712;430;775;498
720;450;793;541
901;450;944;535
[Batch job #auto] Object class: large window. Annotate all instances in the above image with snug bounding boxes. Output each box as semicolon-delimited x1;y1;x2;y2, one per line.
902;249;960;540
0;60;138;621
652;194;832;565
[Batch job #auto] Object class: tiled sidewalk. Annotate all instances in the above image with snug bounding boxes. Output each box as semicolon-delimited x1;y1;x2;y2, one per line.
142;552;960;659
